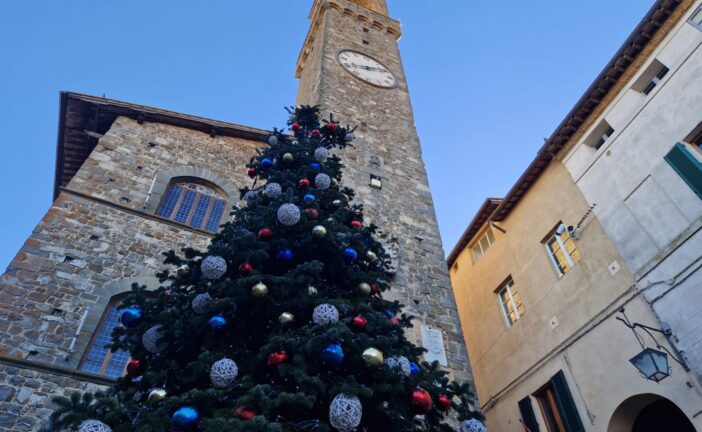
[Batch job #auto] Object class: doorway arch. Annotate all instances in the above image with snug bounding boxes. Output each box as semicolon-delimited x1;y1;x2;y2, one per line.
608;393;695;432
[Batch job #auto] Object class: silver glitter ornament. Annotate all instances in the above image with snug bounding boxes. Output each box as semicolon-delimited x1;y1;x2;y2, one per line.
277;203;301;226
329;393;362;432
460;419;488;432
312;304;339;325
312;225;327;238
283;152;294;162
264;182;282;199
268;135;279;145
78;420;112;432
279;312;295;324
147;388;167;405
191;293;214;314
366;251;377;262
201;255;227;280
308;286;319;296
142;325;165;354
345;133;355;142
314;147;329;163
384;356;411;376
209;358;239;388
315;173;331;190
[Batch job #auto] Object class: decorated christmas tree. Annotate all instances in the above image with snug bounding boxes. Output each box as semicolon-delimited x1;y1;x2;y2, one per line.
48;106;485;432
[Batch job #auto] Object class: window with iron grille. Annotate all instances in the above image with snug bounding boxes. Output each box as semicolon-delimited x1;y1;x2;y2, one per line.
80;296;130;378
156;178;227;232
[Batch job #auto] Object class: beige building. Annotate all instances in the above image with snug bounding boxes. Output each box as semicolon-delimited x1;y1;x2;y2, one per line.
448;1;702;431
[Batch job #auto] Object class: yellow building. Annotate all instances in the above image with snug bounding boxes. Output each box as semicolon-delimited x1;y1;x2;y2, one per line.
448;1;702;431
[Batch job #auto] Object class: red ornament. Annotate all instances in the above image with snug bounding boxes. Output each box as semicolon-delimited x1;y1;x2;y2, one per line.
291;123;302;132
234;406;257;421
267;351;288;366
370;283;381;295
258;228;273;240
351;316;368;331
350;220;363;229
247;168;256;178
299;178;310;188
311;129;321;137
239;263;253;275
164;289;173;296
389;317;400;325
436;394;451;411
126;359;142;376
410;389;433;414
326;122;337;132
306;208;319;219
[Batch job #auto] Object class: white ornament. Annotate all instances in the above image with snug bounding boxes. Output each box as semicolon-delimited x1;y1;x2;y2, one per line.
209;358;239;388
268;135;279;145
142;325;165;354
242;191;257;207
460;419;487;432
308;286;318;296
329;393;362;432
264;182;282;199
315;173;331;190
384;356;411;376
201;255;227;280
78;420;112;432
277;203;301;226
345;133;354;142
191;293;214;314
312;304;339;325
314;147;329;163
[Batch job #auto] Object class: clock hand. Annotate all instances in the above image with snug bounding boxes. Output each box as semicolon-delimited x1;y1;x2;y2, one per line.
350;63;388;73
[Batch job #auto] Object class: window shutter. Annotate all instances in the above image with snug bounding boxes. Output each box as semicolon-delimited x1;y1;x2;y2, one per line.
665;142;702;199
518;396;540;432
550;371;585;432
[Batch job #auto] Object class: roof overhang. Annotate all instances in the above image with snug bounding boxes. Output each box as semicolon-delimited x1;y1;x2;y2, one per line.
446;198;502;267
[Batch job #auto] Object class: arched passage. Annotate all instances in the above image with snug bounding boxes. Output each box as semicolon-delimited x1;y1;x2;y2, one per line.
608;393;695;432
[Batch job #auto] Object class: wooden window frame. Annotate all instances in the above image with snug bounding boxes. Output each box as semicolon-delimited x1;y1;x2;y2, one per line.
496;277;525;327
156;177;227;232
543;225;580;277
470;226;496;264
535;384;566;432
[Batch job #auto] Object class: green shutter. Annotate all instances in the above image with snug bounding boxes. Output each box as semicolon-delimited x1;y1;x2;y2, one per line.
518;396;540;432
665;142;702;199
551;371;585;432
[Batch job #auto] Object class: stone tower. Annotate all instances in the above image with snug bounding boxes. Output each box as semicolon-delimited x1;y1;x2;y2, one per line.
296;0;472;383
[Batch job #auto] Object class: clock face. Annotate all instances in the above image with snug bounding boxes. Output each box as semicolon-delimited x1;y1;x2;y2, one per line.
337;50;397;88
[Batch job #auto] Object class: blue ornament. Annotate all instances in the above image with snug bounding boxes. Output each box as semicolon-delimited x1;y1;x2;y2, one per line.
384;309;395;318
343;247;358;262
278;248;294;261
320;343;344;368
208;315;228;331
172;406;200;430
261;158;273;168
363;237;371;245
410;362;420;376
310;162;321;170
119;306;143;328
304;194;316;202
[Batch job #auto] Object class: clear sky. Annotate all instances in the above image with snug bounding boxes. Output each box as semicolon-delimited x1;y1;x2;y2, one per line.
0;0;653;271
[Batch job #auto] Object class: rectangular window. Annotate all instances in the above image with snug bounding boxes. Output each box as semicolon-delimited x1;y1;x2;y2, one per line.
470;227;495;263
534;371;585;432
665;142;702;199
689;5;702;31
632;59;669;95
584;120;614;150
544;225;581;276
497;278;524;326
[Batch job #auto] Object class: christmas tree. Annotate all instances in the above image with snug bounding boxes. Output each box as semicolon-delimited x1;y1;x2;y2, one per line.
48;106;485;432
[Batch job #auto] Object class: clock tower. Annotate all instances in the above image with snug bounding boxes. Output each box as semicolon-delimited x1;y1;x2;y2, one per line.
296;0;473;383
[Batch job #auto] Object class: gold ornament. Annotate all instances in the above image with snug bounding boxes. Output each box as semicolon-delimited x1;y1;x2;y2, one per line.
308;286;318;296
366;251;377;262
357;282;371;295
252;282;268;297
147;388;167;405
362;348;384;367
312;225;327;238
278;312;294;325
283;153;294;162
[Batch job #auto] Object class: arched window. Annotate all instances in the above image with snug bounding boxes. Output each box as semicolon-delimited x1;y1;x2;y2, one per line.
80;296;130;378
156;178;227;232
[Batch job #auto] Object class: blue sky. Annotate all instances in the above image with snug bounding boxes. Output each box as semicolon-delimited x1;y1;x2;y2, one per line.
0;1;652;271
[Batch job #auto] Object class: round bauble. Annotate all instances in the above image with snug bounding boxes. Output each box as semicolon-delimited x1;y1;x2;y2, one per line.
384;356;411;376
119;306;143;328
329;393;362;432
208;315;228;331
264;182;282;199
308;286;319;296
234;406;257;421
320;343;345;368
326;122;337;132
357;282;371;295
261;158;273;168
142;324;165;354
461;419;488;432
126;358;142;376
351;316;367;331
283;153;294;163
78;420;112;432
315;173;331;190
312;225;327;238
389;317;400;325
299;178;310;188
267;350;288;366
239;263;253;275
278;248;294;261
371;283;381;295
247;168;256;178
350;220;362;229
304;194;316;203
366;251;377;263
172;406;200;430
242;191;257;208
306;208;319;219
277;203;301;226
314;147;329;163
192;293;214;315
410;362;420;377
345;133;355;142
201;256;227;280
310;162;321;171
267;135;279;145
410;389;433;414
332;199;342;208
343;247;358;262
437;394;452;411
278;312;295;325
312;304;339;325
209;358;238;388
291;123;301;132
252;282;268;297
258;227;273;240
147;388;167;405
362;348;383;367
311;129;321;137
